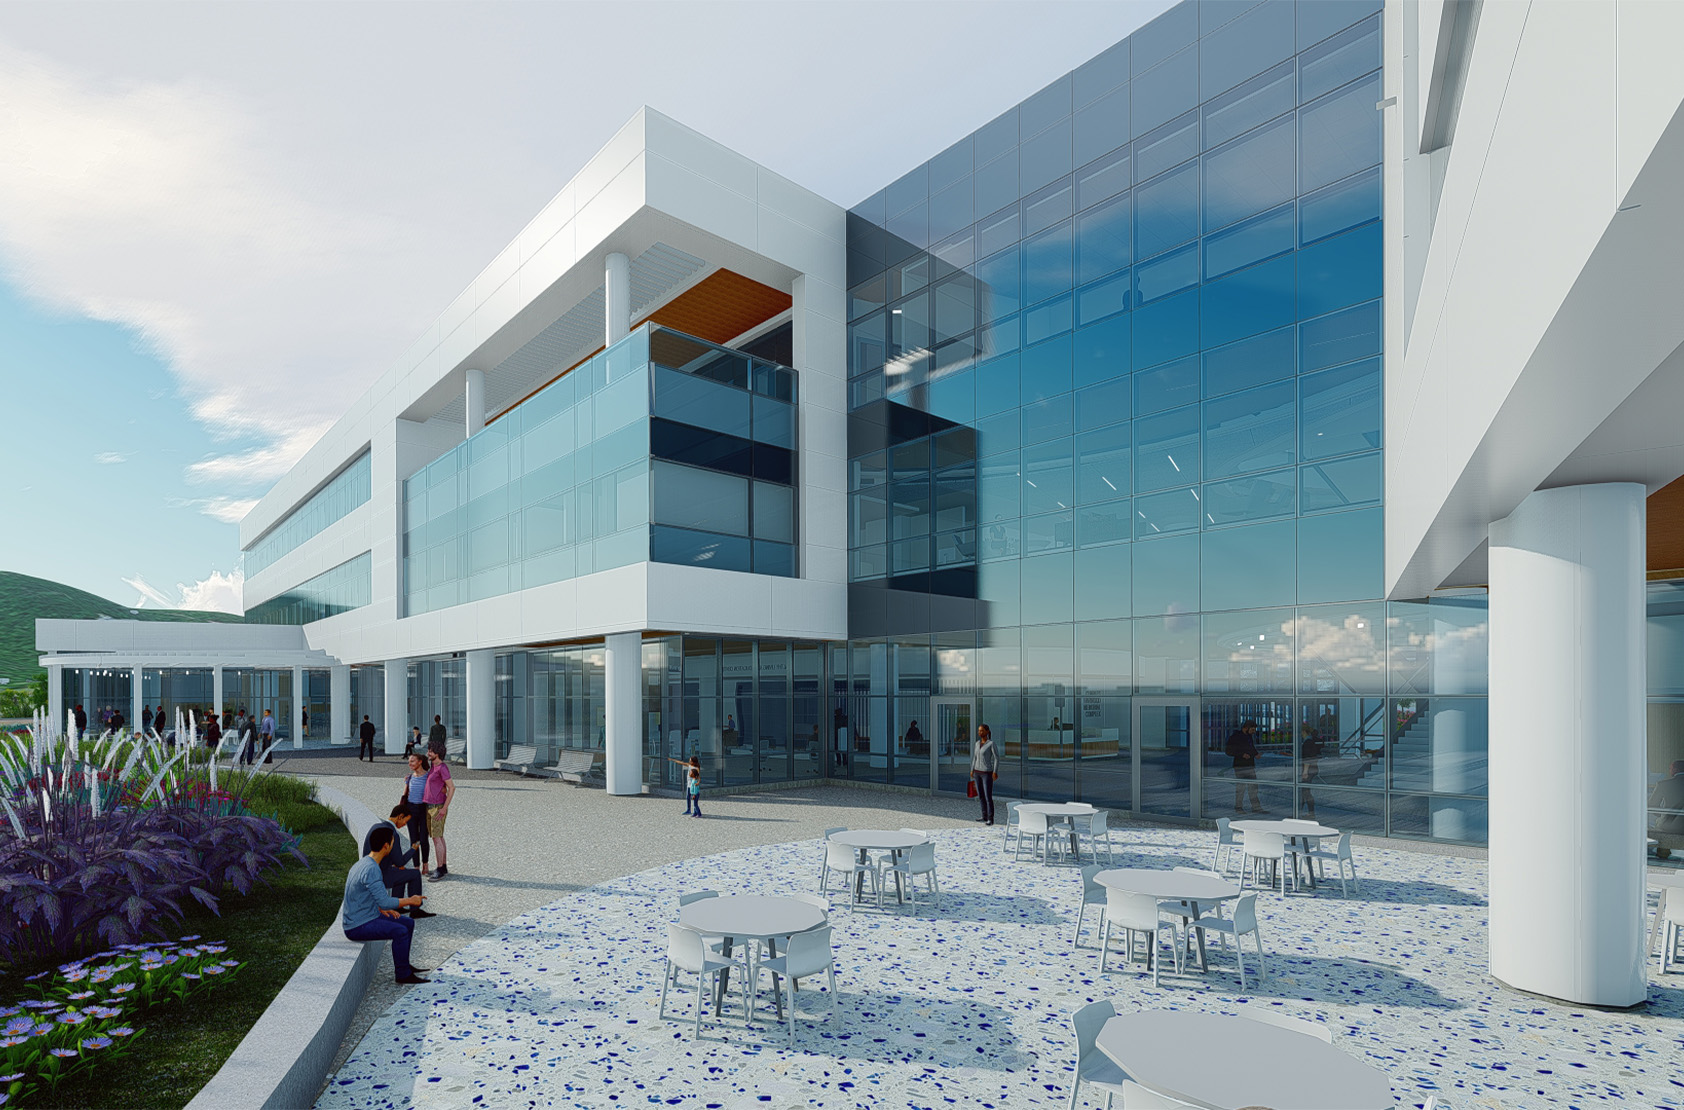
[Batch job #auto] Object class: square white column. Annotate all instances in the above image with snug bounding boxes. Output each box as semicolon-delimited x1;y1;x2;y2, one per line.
47;664;64;739
604;631;643;795
330;665;351;745
383;659;409;755
291;665;305;748
131;665;143;734
212;666;224;727
465;649;495;770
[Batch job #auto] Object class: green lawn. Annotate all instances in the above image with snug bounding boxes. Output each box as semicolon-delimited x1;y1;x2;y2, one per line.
29;799;357;1109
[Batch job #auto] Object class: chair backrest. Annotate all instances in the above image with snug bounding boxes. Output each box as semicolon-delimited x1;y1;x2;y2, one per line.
1240;1008;1333;1043
1230;892;1259;932
1242;830;1286;859
1666;890;1684;925
1216;816;1235;844
780;925;834;978
789;892;830;912
1082;809;1109;832
1104;886;1162;930
899;827;929;838
1021;809;1051;834
904;841;937;872
823;826;847;839
678;890;718;907
826;840;859;867
1070;999;1117;1066
1005;801;1025;825
1080;863;1106;902
667;923;708;972
1335;830;1354;860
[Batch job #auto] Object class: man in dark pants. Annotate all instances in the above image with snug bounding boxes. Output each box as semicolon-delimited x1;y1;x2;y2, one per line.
342;826;431;984
970;723;999;825
1226;720;1263;813
360;806;436;917
359;715;378;762
427;715;448;758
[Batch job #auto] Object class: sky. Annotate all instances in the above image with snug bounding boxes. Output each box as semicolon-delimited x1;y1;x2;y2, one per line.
0;0;1174;613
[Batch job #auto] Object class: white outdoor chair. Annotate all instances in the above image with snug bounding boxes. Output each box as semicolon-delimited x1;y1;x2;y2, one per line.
1237;1007;1332;1043
1067;999;1132;1110
1240;830;1299;894
658;923;749;1039
1161;866;1228;948
1099;887;1181;986
821;838;882;908
1074;864;1107;948
818;827;847;885
1002;801;1026;853
1074;809;1116;865
676;890;730;956
752;924;838;1044
1195;893;1267;990
882;839;940;910
1661;885;1684;973
1016;808;1065;864
1304;831;1361;895
1214;817;1239;875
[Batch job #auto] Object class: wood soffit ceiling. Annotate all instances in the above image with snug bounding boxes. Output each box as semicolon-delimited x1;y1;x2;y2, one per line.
1650;475;1684;577
639;269;791;345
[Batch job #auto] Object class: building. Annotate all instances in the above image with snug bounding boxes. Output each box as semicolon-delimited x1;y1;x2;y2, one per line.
37;0;1684;1006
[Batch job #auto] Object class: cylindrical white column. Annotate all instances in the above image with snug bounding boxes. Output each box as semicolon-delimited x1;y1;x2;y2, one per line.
330;665;351;745
291;665;305;748
212;666;224;726
604;632;643;795
605;252;631;345
47;664;64;738
465;649;495;770
131;665;143;733
383;659;409;755
465;368;486;437
1488;483;1647;1007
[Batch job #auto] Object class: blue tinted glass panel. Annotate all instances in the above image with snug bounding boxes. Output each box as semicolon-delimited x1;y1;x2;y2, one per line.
1300;165;1380;245
1299;73;1382;192
1023;441;1074;515
1023;394;1075;444
1133;1;1198;73
1075;544;1131;619
1026;510;1073;555
850;312;886;373
1021;121;1074;194
1074;37;1130;109
1022;551;1075;624
1075;315;1132;387
1302;359;1382;459
933;278;976;344
1133;533;1199;616
1135;404;1200;492
1077;146;1131;210
1077;193;1132;282
1202;60;1295;150
245;451;371;576
1025;180;1074;236
651;526;752;574
1074;83;1131;166
888;203;928;251
1298;0;1380;50
1135;355;1199;415
1078;376;1131;430
1133;45;1198;135
1298;507;1382;603
1077;424;1131;504
1021;335;1074;401
1199;0;1294;99
1301;452;1382;513
1023;222;1075;306
929;179;974;241
1078;500;1132;549
1202;518;1296;611
655;367;750;438
1023;76;1072;137
653;462;747;533
929;136;973;192
1136;244;1198;304
1204;204;1294;280
1201;253;1294;348
978;205;1021;257
1024;295;1074;346
976;107;1019;165
1077;271;1132;325
1135;163;1198;260
1204;380;1295;479
1301;299;1381;372
887;165;927;216
1204;326;1294;397
976;248;1021;320
753;540;796;577
1203;114;1295;233
1133;288;1200;368
975;150;1021;216
1299;15;1382;103
1298;224;1382;319
1203;467;1295;525
1136;486;1200;537
928;368;976;425
1133;111;1199;183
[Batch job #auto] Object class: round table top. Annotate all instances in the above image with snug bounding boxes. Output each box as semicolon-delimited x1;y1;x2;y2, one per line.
1096;1011;1392;1110
1017;802;1096;817
828;829;928;850
1231;818;1339;838
1095;867;1240;902
678;895;827;941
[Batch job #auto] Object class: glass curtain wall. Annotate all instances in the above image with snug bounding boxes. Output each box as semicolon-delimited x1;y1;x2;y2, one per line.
409;659;465;753
243;450;370;576
349;665;385;740
304;669;330;740
245;553;372;625
138;669;214;735
59;669;134;731
222;669;293;740
1648;580;1684;860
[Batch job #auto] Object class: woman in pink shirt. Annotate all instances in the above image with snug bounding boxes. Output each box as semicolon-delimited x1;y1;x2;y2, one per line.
423;750;456;879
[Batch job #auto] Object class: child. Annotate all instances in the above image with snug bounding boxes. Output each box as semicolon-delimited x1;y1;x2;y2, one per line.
668;755;703;817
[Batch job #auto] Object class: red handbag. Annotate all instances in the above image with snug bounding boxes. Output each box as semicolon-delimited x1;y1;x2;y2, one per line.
966;778;978;798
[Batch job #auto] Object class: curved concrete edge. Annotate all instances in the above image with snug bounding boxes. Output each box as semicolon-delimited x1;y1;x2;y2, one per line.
186;783;378;1110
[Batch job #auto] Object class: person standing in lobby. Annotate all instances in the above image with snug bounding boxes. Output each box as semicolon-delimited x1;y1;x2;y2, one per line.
359;715;378;762
427;715;447;758
970;724;998;825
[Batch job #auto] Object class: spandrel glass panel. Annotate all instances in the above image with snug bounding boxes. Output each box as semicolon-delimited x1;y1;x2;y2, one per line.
1025;509;1074;554
1077;147;1131;211
1078;501;1132;548
1301;299;1381;372
1135;355;1200;416
1076;423;1132;504
1074;542;1131;620
1202;253;1294;348
933;279;977;345
1205;380;1295;479
1203;608;1295;694
1202;517;1295;611
976;247;1021;321
1296;603;1385;695
1023;222;1075;307
1302;359;1382;459
1135;487;1201;538
975;151;1020;218
1202;60;1295;151
653;462;748;534
1134;404;1199;492
1021;335;1073;403
1388;697;1490;800
1077;377;1131;431
1025;180;1075;238
1078;619;1132;694
929;180;974;242
977;353;1020;416
1077;272;1132;326
978;454;1021;520
1298;507;1382;604
1200;0;1294;99
1135;162;1198;260
1134;613;1198;693
1023;441;1074;514
1133;287;1199;368
1300;14;1382;104
1074;35;1130;107
1132;44;1197;135
850;274;888;321
1301;451;1382;514
1203;468;1295;526
1132;110;1198;183
850;311;887;374
1074;83;1130;167
1022;550;1075;624
1299;72;1383;193
888;203;928;252
1299;224;1382;319
1204;326;1294;399
655;366;751;438
1023;394;1075;445
1075;314;1132;387
1022;74;1072;138
1299;0;1380;50
753;482;794;542
1388;599;1490;696
1024;295;1074;346
1133;533;1199;617
1136;244;1198;305
1205;203;1294;281
887;165;927;218
752;396;795;449
1021;121;1073;195
892;438;931;482
929;137;973;195
1301;165;1380;246
1204;116;1295;235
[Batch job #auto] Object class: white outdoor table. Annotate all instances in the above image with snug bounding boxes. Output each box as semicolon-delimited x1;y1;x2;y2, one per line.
1096;1010;1392;1110
1096;868;1241;972
1231;819;1339;890
828;830;928;905
679;895;827;1018
1017;802;1096;861
1648;870;1684;955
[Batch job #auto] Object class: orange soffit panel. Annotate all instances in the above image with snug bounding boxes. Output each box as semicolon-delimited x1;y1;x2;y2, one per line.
1649;475;1684;577
641;270;791;345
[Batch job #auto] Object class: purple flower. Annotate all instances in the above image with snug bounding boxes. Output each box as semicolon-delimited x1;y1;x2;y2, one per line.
31;1024;53;1038
3;1018;32;1036
0;1039;25;1049
21;1001;60;1010
0;1072;20;1081
50;1048;78;1058
82;1006;121;1019
81;1037;111;1050
0;1008;18;1019
56;1012;87;1025
180;935;200;941
67;991;94;1001
203;967;224;976
57;961;84;973
219;960;239;968
111;984;136;995
180;973;200;980
22;972;49;983
107;1027;134;1037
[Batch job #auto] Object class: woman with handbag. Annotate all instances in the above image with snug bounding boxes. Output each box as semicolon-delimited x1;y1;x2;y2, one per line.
401;752;431;875
970;723;999;825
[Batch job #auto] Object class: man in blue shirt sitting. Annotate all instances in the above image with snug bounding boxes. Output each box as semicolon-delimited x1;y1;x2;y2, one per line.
361;805;435;915
343;826;431;984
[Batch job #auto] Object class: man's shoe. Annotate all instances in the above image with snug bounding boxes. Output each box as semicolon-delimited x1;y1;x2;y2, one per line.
434;867;449;879
396;973;431;985
409;909;437;919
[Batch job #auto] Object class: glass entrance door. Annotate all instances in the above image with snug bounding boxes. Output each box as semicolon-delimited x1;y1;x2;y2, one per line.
932;698;974;794
1135;697;1199;818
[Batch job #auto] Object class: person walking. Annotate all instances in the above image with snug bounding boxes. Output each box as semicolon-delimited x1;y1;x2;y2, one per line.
970;723;998;825
240;711;258;765
359;715;378;762
342;826;430;985
259;708;277;759
422;748;455;879
401;753;432;873
362;806;436;917
427;715;447;758
204;714;222;751
1226;720;1263;813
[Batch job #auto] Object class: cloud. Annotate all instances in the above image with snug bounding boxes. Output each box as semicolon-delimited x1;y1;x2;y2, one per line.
93;451;125;464
185;423;333;489
121;568;243;614
166;495;262;524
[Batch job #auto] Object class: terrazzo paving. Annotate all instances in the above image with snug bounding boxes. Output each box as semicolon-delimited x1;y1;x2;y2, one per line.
318;826;1684;1109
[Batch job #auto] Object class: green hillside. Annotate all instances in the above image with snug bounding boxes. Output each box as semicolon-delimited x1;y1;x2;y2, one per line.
0;570;244;685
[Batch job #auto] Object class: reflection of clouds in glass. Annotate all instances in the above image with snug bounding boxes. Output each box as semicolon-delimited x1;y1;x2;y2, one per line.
1295;613;1384;684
